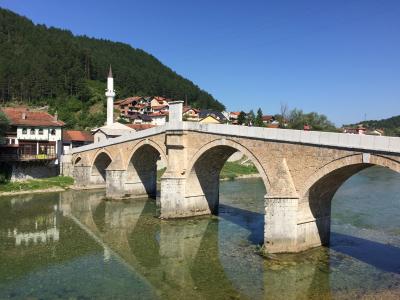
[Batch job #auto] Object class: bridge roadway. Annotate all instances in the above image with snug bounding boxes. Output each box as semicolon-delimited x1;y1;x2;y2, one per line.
69;103;400;253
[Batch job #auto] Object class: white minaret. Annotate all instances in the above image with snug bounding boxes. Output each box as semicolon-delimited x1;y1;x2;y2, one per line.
105;65;115;126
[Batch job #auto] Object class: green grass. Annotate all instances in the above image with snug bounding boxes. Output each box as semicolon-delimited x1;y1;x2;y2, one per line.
157;167;166;181
156;160;258;182
220;161;258;180
0;176;74;193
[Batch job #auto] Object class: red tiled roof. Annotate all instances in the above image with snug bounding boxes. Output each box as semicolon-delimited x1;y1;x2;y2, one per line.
1;107;65;127
230;111;240;116
126;124;156;131
262;115;274;121
267;124;279;128
63;130;94;142
152;105;168;110
148;111;169;117
116;96;143;106
183;107;199;114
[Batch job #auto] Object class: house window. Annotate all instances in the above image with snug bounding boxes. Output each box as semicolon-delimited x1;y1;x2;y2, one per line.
30;128;35;135
22;128;27;134
47;145;55;156
51;129;56;135
38;129;43;135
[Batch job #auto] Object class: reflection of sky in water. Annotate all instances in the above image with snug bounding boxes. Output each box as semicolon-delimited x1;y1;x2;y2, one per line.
0;166;399;299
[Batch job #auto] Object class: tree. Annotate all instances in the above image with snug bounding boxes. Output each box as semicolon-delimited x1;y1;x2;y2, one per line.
0;8;226;131
255;108;264;127
0;111;9;143
237;111;246;125
287;108;337;132
247;110;255;126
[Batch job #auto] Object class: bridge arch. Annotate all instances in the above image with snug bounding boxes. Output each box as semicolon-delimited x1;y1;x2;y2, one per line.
124;140;167;198
184;138;270;214
124;139;167;170
298;153;400;248
90;150;113;185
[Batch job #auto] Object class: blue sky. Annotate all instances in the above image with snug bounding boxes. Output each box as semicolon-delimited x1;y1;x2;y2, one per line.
1;0;399;125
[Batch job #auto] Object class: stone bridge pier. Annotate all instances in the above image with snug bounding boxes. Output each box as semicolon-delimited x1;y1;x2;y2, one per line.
71;101;400;254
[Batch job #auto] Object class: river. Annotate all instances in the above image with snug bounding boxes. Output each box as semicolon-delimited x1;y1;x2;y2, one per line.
0;166;399;299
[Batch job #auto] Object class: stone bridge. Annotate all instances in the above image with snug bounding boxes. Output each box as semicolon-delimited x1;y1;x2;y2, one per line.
70;103;400;253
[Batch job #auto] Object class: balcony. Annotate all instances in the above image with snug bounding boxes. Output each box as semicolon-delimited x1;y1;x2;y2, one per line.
0;142;57;162
0;152;57;162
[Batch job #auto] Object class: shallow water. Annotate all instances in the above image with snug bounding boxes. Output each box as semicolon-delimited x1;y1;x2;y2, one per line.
0;166;399;299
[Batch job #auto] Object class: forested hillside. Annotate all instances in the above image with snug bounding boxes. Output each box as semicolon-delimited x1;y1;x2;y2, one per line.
0;8;224;129
344;115;400;136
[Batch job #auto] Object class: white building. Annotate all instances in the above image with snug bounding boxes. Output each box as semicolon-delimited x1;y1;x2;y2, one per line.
0;107;64;162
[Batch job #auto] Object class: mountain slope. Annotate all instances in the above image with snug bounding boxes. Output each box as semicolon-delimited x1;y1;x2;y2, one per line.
0;8;224;128
344;115;400;136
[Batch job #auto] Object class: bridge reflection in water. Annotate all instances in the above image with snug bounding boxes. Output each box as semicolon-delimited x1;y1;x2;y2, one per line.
57;189;331;299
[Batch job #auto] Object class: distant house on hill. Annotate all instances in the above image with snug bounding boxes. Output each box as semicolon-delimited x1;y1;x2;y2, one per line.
183;107;200;121
148;111;168;126
262;115;276;126
199;115;222;124
127;113;153;125
62;130;93;154
199;110;228;124
151;96;170;108
114;96;144;116
342;124;367;135
229;112;240;124
126;124;156;131
367;129;384;136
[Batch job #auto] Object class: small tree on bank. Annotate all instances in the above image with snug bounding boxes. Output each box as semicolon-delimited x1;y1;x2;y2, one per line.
237;111;246;125
0;111;9;144
255;108;264;127
247;110;255;126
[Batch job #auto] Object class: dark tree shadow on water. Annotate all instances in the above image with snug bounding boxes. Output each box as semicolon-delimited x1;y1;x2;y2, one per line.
218;203;264;245
331;232;400;274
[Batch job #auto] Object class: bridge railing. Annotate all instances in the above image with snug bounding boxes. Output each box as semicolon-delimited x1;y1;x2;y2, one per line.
71;122;400;155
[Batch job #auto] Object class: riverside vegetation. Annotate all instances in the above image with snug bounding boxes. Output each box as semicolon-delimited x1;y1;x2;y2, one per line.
0;160;258;194
0;176;73;194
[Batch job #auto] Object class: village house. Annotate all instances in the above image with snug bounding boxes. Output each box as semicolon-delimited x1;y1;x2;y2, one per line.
148;111;168;126
262;115;275;126
126;124;156;131
62;130;94;154
229;111;240;124
0;107;64;162
199;110;228;124
0;107;65;180
183;106;200;121
367;129;385;136
127;113;153;125
114;96;144;116
342;124;367;135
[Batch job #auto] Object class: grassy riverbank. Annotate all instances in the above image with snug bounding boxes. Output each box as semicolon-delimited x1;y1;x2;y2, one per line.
0;176;74;194
0;160;258;195
220;161;258;180
156;160;259;181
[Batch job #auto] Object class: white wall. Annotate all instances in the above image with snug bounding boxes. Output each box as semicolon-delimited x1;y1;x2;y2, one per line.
94;131;108;144
151;116;167;126
17;127;62;142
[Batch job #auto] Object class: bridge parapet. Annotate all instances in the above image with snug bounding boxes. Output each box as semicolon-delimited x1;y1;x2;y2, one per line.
71;122;400;156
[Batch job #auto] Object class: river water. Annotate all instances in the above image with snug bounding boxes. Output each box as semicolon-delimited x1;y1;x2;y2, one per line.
0;166;399;299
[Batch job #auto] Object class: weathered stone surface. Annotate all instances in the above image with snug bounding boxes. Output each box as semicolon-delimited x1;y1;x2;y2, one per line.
70;120;400;253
